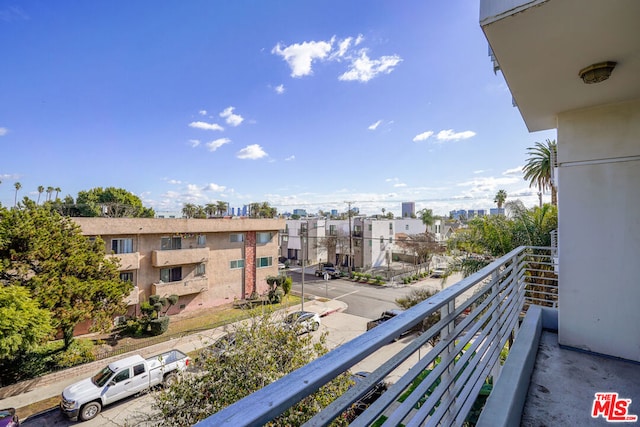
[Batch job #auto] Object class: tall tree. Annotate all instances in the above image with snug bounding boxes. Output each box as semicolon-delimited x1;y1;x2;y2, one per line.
46;186;54;202
523;139;557;206
75;187;155;217
204;203;216;218
418;208;435;233
37;186;44;204
13;182;21;207
0;285;52;359
0;201;132;348
54;187;61;201
182;203;197;218
215;200;228;216
494;190;507;210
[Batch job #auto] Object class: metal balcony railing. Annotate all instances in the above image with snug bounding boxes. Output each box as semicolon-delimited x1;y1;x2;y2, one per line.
197;246;557;427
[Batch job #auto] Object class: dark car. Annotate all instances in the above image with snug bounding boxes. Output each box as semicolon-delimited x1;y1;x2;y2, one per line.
196;333;237;366
0;408;19;427
343;372;388;422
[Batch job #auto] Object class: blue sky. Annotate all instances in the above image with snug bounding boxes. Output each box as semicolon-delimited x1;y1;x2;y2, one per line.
0;1;556;217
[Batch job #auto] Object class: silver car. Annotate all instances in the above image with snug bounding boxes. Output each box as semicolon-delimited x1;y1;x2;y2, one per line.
283;311;321;333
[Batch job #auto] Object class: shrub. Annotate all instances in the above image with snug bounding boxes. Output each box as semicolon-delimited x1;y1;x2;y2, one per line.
149;294;160;305
153;302;163;312
168;294;179;305
282;276;293;295
149;317;170;336
56;339;96;368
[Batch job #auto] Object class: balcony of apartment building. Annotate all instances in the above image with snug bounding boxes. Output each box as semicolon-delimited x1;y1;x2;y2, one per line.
196;246;639;426
152;275;208;297
151;246;209;267
123;285;140;306
109;251;140;271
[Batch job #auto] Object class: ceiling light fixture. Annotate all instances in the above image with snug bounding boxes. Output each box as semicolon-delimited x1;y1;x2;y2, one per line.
579;61;617;84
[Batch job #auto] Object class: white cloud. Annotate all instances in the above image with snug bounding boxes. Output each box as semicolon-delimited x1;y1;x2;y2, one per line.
354;34;364;46
394;183;407;188
199;110;207;116
167;179;182;184
206;138;231;152
368;120;382;131
237;144;267;160
220;106;244;127
473;170;486;174
275;84;285;94
413;131;434;142
503;166;523;176
285;155;295;161
339;51;402;82
331;37;353;60
204;183;226;192
189;139;200;147
189;121;224;131
436;129;476;142
0;127;7;136
272;40;333;77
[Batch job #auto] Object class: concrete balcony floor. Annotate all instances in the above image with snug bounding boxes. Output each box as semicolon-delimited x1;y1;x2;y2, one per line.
522;331;640;426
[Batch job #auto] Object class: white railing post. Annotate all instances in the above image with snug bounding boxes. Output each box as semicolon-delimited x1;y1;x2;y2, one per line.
438;297;457;424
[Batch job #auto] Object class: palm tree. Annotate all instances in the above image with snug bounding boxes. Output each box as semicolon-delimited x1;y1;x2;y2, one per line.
216;200;228;216
46;186;54;202
494;190;507;210
523;139;557;206
418;208;434;233
182;203;197;218
204;203;217;218
37;185;44;204
13;182;22;207
54;187;61;201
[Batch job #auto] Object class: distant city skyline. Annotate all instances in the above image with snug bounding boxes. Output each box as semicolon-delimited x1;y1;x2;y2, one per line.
1;1;556;217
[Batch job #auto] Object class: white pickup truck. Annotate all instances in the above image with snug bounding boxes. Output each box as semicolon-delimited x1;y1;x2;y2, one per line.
61;349;190;421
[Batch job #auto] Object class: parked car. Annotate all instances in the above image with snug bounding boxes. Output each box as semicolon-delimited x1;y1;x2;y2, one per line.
343;371;388;422
196;332;237;365
282;311;321;333
315;263;341;279
430;268;445;278
0;408;19;427
61;349;190;422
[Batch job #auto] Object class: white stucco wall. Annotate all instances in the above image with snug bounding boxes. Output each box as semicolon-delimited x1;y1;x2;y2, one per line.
557;99;640;362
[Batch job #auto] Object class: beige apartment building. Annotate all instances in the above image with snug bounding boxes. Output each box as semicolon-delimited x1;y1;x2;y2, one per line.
72;217;285;317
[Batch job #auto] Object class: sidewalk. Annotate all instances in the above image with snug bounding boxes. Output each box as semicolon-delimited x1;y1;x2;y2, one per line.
0;297;347;410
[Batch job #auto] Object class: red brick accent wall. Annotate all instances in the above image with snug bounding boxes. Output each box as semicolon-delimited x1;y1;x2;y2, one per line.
244;231;256;298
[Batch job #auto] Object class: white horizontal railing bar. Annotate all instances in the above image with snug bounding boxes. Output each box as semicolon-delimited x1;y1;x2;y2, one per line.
199;247;552;427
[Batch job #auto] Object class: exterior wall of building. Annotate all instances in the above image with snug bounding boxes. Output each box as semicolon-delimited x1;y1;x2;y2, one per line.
73;217;284;316
557;99;640;362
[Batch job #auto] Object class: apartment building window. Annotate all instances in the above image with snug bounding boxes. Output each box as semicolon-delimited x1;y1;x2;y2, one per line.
111;238;133;254
120;272;134;283
161;236;181;250
389;237;393;244
160;267;182;283
389;223;393;234
300;223;308;234
405;224;409;231
354;239;361;248
380;236;384;249
257;256;272;268
329;225;337;236
230;233;244;243
368;224;372;231
230;259;245;269
281;235;289;242
195;263;206;276
197;234;206;246
257;232;273;244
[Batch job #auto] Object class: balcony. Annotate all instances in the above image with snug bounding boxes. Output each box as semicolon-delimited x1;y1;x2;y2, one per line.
123;285;140;306
151;247;209;267
109;252;140;270
152;275;208;297
196;246;639;426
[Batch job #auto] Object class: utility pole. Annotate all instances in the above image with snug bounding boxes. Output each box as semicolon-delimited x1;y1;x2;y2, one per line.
301;221;306;311
345;201;354;275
